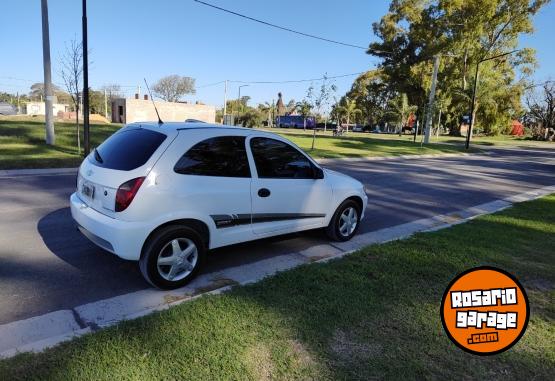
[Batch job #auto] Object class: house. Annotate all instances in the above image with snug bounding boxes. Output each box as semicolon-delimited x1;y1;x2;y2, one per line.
111;95;215;124
25;101;69;116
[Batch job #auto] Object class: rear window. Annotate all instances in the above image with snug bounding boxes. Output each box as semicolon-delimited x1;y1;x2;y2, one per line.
89;128;167;171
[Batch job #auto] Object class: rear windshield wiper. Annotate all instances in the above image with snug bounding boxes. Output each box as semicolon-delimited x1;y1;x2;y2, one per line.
94;148;104;163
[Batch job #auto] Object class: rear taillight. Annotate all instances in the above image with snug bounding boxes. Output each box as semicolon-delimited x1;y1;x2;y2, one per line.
115;177;146;212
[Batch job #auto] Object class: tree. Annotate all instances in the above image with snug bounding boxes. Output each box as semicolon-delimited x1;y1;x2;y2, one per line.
307;74;337;130
59;38;83;153
101;84;123;117
258;101;276;127
286;99;296;114
295;99;313;130
525;81;555;140
341;70;393;127
88;89;105;115
152;75;195;102
337;97;362;131
29;82;65;101
385;93;418;133
367;0;549;136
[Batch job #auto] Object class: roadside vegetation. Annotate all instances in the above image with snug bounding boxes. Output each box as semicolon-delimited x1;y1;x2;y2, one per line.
0;117;472;170
0;116;119;169
1;194;553;380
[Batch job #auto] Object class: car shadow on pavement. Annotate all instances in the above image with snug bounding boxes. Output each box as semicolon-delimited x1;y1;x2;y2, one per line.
37;207;333;289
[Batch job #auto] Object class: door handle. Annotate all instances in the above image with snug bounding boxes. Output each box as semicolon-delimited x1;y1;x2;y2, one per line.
258;188;271;197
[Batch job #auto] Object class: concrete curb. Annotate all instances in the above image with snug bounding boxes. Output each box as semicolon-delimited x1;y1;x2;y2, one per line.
317;152;475;165
1;184;554;359
0;167;77;178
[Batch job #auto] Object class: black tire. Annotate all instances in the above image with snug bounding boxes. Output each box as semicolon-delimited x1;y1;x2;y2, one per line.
325;199;361;241
139;225;206;289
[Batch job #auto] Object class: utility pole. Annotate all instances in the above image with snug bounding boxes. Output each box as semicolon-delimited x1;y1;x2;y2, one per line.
41;0;55;145
82;0;90;156
223;80;228;124
104;88;108;119
424;54;440;144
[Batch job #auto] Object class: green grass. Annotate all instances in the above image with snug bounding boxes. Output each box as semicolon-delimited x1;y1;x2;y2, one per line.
0;116;120;169
1;195;553;380
0;117;473;170
273;129;472;159
268;127;553;150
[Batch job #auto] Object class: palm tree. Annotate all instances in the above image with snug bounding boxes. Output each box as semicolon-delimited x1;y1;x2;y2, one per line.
295;100;313;130
337;98;362;132
258;101;276;127
385;93;417;134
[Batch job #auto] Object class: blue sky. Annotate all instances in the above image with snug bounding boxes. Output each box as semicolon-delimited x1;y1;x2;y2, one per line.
0;0;553;108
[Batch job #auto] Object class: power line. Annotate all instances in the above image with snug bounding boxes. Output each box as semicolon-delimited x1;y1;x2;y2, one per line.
196;72;365;88
193;0;368;50
231;72;365;84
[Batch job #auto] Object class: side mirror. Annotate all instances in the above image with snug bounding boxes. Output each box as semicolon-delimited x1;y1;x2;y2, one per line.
313;166;324;179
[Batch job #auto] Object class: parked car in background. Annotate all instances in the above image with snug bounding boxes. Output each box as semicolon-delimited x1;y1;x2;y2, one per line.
0;102;16;115
71;122;368;289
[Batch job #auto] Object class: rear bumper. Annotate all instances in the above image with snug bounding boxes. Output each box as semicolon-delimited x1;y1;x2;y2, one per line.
70;192;150;260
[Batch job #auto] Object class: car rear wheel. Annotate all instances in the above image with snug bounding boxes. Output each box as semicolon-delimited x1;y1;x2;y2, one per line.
139;225;206;289
325;200;361;241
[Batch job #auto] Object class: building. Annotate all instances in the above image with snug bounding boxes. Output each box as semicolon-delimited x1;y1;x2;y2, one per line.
111;96;216;124
25;101;69;116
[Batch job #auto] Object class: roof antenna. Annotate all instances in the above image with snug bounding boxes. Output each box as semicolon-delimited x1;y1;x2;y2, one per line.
144;78;163;125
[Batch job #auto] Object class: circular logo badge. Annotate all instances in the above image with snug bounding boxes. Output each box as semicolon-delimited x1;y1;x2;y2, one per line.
440;266;529;355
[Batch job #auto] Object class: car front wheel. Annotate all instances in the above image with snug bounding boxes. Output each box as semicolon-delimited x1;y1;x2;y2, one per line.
325;200;361;241
139;225;206;289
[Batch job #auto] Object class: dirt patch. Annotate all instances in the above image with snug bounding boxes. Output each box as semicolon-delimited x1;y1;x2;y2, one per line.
194;277;238;295
330;329;383;364
245;342;275;381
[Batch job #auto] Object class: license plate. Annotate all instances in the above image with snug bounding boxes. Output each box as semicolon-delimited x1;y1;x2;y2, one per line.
82;183;95;199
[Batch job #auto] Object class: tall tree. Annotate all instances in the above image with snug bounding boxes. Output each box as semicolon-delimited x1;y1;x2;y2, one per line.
368;0;549;136
152;75;195;102
525;81;555;134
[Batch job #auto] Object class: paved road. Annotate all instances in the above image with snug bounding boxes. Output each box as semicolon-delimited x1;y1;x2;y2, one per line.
0;147;553;324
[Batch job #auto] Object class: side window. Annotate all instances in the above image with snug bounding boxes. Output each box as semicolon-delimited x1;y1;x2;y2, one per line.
250;137;314;179
174;136;250;178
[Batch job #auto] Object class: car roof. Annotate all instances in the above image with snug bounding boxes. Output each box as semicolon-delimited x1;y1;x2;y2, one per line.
127;121;252;131
127;122;286;139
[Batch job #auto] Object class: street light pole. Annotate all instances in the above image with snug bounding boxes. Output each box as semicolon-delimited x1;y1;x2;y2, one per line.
465;49;519;149
82;0;90;156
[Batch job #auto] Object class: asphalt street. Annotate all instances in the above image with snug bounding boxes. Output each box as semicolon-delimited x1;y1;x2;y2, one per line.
0;146;553;325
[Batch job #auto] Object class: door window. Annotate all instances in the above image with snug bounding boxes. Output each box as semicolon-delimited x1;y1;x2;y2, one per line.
250;137;314;179
174;136;250;178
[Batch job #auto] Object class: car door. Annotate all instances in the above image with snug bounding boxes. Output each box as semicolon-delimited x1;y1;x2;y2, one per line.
171;134;253;246
248;136;332;235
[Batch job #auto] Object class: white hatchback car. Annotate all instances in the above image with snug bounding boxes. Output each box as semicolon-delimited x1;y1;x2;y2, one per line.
71;122;368;289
